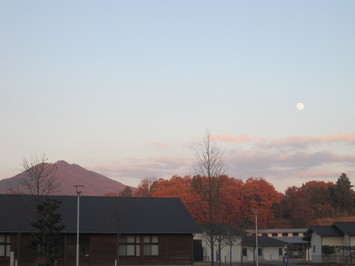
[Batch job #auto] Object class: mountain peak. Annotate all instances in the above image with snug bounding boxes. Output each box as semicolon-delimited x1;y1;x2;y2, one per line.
0;161;131;196
55;160;70;166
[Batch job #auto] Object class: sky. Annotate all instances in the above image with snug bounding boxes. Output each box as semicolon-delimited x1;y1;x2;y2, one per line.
1;1;355;193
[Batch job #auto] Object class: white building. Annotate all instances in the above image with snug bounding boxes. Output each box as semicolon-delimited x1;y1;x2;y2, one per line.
304;222;355;263
195;225;287;264
246;228;308;259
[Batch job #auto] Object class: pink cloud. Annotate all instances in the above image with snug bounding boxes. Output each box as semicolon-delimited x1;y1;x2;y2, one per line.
212;132;355;149
149;142;168;147
213;134;262;143
89;156;192;181
268;133;355;147
225;150;355;192
85;133;355;193
295;169;341;179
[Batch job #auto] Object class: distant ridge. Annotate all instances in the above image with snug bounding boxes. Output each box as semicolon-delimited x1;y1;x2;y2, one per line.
0;160;132;196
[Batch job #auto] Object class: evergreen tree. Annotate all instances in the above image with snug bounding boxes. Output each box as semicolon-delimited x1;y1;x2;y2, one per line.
332;173;354;214
31;198;65;266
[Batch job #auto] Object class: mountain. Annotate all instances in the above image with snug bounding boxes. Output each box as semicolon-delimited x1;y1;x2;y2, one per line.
0;160;132;196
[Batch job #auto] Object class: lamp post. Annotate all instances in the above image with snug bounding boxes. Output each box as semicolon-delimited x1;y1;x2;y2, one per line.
74;185;84;266
255;211;259;266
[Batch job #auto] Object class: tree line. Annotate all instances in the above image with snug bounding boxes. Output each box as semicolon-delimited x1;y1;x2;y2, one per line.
130;173;354;229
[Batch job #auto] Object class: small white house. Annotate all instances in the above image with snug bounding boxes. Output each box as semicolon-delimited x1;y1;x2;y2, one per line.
246;228;308;259
242;235;287;262
194;225;287;264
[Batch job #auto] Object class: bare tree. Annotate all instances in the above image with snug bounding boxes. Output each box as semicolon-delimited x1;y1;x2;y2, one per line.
193;131;225;179
224;228;243;266
21;154;59;196
16;154;62;266
215;225;230;266
192;131;226;266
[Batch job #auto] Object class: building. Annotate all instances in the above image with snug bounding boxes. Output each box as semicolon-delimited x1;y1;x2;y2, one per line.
195;225;287;264
249;228;308;259
0;194;199;266
242;235;287;262
304;222;355;263
194;225;245;264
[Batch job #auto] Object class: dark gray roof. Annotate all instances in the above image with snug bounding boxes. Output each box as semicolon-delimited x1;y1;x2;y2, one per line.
274;236;307;244
334;222;355;235
247;228;307;234
307;226;343;236
0;194;199;234
243;236;287;247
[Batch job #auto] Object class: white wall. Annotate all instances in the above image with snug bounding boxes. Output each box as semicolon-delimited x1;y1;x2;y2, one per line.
310;233;322;262
322;236;343;246
243;246;255;262
219;243;242;263
195;234;242;263
241;246;284;262
195;234;285;263
262;246;283;261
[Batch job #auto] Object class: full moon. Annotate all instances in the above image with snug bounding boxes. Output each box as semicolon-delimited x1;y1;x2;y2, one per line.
296;102;304;110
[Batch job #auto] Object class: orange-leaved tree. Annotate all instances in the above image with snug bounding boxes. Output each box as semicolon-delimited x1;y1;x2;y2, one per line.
152;176;208;223
241;177;283;229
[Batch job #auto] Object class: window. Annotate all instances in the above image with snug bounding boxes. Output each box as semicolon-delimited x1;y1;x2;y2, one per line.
242;248;247;256
258;248;262;256
279;248;283;256
119;235;140;256
313;245;316;253
282;233;288;236
0;235;11;257
292;232;299;236
143;236;159;256
67;235;90;257
272;233;277;237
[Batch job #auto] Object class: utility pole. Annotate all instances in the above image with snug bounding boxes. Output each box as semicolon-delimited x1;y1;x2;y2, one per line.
74;185;84;266
255;211;259;266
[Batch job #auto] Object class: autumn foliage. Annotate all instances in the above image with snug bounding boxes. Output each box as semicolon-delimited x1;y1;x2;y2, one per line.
151;175;282;228
132;173;355;228
281;175;354;227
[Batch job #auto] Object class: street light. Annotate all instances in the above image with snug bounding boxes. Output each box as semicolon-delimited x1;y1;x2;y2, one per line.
74;185;84;266
255;211;259;266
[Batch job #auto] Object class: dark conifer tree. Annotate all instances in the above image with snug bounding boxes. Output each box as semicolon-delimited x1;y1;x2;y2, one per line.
330;173;354;214
31;198;65;266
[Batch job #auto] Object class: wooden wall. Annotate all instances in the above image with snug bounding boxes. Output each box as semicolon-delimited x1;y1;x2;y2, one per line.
1;233;193;266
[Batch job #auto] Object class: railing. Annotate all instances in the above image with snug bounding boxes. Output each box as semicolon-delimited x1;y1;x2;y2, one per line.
321;255;354;264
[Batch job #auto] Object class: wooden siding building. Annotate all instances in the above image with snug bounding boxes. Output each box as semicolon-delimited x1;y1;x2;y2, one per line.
0;194;199;266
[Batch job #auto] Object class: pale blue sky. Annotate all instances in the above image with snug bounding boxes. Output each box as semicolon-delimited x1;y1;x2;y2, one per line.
1;1;355;192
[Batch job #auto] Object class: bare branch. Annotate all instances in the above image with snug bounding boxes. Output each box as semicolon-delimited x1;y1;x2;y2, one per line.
193;131;225;178
20;154;59;196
